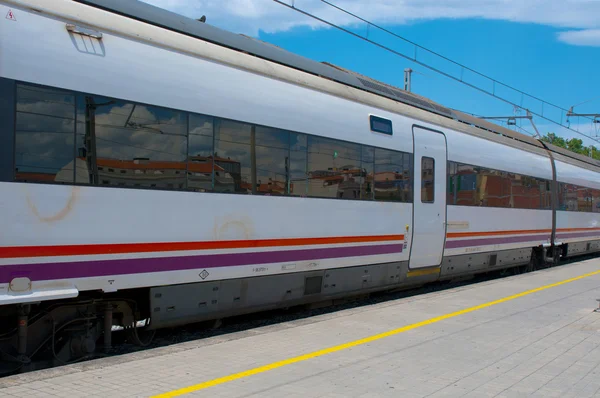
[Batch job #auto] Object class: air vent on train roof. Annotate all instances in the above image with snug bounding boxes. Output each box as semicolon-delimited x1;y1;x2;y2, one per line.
356;77;396;97
322;62;453;118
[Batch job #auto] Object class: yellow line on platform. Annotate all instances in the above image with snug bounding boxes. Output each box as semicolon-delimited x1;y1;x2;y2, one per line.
152;268;600;398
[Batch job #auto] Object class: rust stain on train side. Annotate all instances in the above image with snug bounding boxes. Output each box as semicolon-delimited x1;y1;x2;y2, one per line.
25;186;80;223
213;214;256;241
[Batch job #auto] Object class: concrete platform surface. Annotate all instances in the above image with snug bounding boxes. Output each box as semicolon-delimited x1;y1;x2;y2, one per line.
1;259;600;398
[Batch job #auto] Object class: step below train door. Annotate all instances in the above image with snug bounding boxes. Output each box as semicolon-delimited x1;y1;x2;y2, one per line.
409;126;448;269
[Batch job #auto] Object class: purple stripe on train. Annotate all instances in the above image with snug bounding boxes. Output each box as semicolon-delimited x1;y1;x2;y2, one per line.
0;244;403;283
446;230;600;249
445;234;550;249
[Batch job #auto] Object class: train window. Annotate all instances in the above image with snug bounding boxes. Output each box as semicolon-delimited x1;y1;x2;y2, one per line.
307;136;361;199
447;162;477;206
75;96;188;188
361;146;375;200
421;157;435;203
369;115;393;135
374;148;411;202
254;126;290;195
558;182;600;212
14;84;76;184
214;119;252;194
447;160;555;210
12;82;418;204
188;114;215;192
289;133;308;197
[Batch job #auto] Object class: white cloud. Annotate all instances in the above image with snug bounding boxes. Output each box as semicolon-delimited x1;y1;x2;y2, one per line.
557;29;600;47
141;0;600;38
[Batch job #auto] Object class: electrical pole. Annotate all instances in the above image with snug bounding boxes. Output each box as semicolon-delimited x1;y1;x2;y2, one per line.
404;68;412;92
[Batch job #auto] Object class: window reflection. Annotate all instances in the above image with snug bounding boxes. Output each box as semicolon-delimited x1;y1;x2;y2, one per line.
448;161;551;209
421;157;434;203
361;146;374;200
13;83;416;204
289;133;308;196
214;119;251;193
559;183;600;212
14;85;76;183
307;136;362;199
255;127;289;195
75;96;188;189
188;114;216;192
374;149;411;202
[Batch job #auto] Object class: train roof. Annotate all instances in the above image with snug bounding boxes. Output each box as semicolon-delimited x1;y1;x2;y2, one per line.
75;0;600;170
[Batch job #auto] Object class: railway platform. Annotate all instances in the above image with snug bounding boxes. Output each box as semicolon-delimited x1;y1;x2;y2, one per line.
1;259;600;398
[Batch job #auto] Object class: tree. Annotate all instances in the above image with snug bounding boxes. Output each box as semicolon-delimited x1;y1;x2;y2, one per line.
566;138;585;155
541;133;566;149
541;133;600;161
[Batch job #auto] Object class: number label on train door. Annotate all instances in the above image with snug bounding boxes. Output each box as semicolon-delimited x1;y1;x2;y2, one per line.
409;127;447;269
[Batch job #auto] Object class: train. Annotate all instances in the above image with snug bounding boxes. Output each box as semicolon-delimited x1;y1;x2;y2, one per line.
1;0;600;368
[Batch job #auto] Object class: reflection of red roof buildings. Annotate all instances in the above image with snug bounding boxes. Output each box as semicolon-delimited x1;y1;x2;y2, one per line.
95;156;227;173
448;171;549;208
373;171;408;182
15;155;236;186
240;179;292;195
14;172;57;182
562;184;598;211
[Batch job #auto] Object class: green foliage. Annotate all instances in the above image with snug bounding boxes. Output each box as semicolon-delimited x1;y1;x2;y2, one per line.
541;133;600;161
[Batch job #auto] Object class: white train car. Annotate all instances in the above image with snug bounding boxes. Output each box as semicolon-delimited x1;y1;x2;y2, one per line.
1;0;600;365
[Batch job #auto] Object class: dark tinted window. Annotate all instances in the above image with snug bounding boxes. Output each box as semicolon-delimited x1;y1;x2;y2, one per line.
421;157;434;203
370;115;393;135
15;85;76;183
448;161;551;209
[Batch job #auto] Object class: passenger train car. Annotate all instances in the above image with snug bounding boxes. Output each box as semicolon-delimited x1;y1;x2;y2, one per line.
1;0;600;365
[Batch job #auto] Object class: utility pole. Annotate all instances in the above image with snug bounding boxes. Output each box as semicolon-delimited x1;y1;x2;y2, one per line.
404;68;412;92
567;107;600;119
567;104;600;158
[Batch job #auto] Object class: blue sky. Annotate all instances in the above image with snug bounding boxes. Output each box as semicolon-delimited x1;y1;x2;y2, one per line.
142;0;600;146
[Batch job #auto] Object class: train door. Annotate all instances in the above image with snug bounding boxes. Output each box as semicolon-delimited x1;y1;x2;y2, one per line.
409;127;447;269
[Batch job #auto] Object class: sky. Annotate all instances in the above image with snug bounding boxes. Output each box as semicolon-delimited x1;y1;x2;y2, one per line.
141;0;600;146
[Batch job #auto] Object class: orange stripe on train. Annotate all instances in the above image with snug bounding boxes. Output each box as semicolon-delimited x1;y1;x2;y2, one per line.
0;234;404;259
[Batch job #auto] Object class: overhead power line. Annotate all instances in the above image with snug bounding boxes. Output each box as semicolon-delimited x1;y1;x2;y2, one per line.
272;0;600;144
